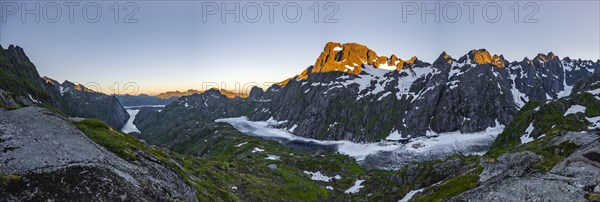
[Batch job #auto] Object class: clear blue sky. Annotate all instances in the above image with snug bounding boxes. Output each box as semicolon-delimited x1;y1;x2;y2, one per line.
1;1;599;95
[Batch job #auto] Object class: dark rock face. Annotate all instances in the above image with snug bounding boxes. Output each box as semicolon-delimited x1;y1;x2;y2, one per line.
571;72;600;95
0;45;130;129
478;151;543;184
0;107;197;201
43;79;130;129
0;45;58;106
248;50;597;140
426;61;515;134
248;86;264;99
0;89;34;108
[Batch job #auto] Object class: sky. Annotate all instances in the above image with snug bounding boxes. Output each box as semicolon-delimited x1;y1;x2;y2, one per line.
1;0;599;95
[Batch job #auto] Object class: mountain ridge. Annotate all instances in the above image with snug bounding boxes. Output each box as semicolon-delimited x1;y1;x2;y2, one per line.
0;45;129;129
136;41;599;144
276;42;598;87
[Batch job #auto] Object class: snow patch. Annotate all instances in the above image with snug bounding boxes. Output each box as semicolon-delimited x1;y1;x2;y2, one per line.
333;47;342;51
564;105;586;116
587;89;600;95
587;116;600;129
345;65;355;71
28;94;40;104
386;130;404;141
377;92;392;101
235;142;248;147
344;179;365;194
303;171;341;182
520;123;535;144
377;63;397;70
399;181;442;202
398;188;424;202
59;86;68;96
251;147;264;153
266;155;280;160
289;124;298;132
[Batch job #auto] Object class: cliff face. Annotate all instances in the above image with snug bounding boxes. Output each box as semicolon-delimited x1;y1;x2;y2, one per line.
0;45;58;107
247;44;598;141
0;45;129;129
43;79;130;129
136;42;599;143
0;107;197;201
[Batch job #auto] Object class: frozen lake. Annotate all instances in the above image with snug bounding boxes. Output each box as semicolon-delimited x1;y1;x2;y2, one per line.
217;117;503;170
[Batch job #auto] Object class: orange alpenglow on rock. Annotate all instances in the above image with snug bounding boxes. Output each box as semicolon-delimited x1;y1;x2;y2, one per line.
74;84;93;92
277;42;415;86
435;51;453;65
218;89;249;99
276;77;294;86
469;49;505;68
312;42;377;75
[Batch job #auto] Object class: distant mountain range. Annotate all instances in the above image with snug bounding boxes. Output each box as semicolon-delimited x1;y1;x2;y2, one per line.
117;89;248;107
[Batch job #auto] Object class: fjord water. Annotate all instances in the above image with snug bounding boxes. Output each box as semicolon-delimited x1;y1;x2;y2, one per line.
121;105;165;134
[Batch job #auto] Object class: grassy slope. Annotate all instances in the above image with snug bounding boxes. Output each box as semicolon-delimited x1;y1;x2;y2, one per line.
74;119;373;201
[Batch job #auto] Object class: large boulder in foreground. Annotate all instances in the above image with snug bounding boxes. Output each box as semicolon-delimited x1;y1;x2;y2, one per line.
0;107;197;202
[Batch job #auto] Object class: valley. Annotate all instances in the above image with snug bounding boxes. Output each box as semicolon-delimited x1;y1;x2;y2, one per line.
1;42;600;201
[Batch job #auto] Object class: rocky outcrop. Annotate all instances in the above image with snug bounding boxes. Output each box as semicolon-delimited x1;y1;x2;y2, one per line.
312;42;379;75
0;45;58;106
248;86;265;99
571;72;600;95
289;42;419;80
43;79;130;129
0;107;197;201
0;89;34;108
454;136;600;202
469;49;505;68
478;151;543;184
